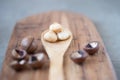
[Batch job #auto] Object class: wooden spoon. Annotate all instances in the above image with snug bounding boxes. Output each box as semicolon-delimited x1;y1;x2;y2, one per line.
41;29;72;80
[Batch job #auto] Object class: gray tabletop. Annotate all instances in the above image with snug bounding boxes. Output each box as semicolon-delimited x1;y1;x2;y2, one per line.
0;0;120;79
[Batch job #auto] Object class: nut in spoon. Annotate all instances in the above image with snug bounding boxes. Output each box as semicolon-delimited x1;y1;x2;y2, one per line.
41;29;72;80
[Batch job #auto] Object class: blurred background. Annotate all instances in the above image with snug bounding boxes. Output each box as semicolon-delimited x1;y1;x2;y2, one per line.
0;0;120;79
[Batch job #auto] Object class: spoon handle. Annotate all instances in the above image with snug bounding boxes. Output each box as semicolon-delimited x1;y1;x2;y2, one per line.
49;57;64;80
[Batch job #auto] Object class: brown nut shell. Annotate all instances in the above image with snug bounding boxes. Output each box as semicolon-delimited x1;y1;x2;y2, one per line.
10;60;27;71
70;50;88;63
20;36;38;53
12;48;28;60
28;53;46;69
27;39;38;53
84;41;99;55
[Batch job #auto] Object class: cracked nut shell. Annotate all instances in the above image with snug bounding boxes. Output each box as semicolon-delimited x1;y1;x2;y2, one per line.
20;36;38;53
12;48;28;60
84;41;99;55
70;50;88;63
10;59;27;71
28;53;46;69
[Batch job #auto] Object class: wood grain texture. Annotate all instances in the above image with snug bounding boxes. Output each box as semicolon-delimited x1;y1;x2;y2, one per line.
0;11;117;80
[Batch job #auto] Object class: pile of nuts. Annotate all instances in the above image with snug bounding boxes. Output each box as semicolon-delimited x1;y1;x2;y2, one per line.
10;36;47;71
44;22;70;43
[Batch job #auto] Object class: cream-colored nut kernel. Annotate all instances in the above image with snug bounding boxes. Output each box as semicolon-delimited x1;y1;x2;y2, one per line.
44;30;57;42
49;23;63;33
57;31;70;40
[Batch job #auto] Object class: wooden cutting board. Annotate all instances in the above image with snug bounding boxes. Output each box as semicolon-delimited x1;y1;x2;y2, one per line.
0;11;117;80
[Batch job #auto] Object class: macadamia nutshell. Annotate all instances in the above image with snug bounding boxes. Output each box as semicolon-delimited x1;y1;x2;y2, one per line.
44;30;57;42
12;48;27;60
20;36;38;53
57;31;70;40
49;23;63;33
70;50;88;63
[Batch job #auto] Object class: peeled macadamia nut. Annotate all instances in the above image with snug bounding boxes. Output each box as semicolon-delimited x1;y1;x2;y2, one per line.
49;23;63;33
44;30;57;42
57;31;70;40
